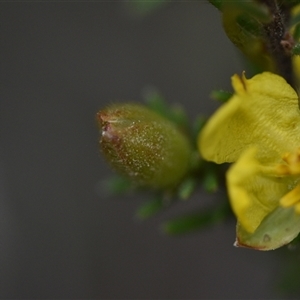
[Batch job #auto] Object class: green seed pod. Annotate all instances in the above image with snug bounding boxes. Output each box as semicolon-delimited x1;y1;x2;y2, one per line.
97;103;193;189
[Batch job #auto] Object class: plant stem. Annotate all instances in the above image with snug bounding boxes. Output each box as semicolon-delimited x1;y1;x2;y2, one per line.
258;0;295;88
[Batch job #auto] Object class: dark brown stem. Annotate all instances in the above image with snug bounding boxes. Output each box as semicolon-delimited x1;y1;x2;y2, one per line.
257;0;295;88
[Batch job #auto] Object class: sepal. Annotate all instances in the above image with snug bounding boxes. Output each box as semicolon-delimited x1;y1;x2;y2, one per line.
235;206;300;250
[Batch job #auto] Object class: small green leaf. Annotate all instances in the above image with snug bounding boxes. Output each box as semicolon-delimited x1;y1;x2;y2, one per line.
289;1;300;27
143;87;168;113
192;116;207;144
143;88;189;130
103;176;133;195
292;43;300;55
236;13;263;37
136;197;165;219
162;203;230;235
210;90;233;103
285;0;300;6
178;178;197;200
222;1;274;72
125;0;168;17
223;1;271;23
293;23;300;41
290;14;300;28
207;0;222;10
202;165;219;192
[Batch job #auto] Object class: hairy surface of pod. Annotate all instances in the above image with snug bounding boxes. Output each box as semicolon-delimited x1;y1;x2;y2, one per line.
97;104;193;189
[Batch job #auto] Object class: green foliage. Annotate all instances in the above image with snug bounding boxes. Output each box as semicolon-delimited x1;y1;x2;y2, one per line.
136;197;166;219
177;178;198;200
210;90;232;103
221;1;275;74
290;13;300;28
283;0;300;10
292;43;300;55
162;202;231;235
226;1;271;23
207;0;222;10
143;88;190;132
202;164;219;193
293;23;300;41
125;0;168;17
236;13;263;37
102;176;134;195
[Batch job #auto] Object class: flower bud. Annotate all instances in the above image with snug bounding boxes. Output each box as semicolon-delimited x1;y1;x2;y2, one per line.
97;103;193;189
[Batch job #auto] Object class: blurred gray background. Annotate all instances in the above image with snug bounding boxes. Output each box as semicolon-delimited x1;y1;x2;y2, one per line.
0;2;283;299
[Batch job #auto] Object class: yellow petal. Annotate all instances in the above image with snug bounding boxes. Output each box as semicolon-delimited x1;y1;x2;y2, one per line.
227;147;292;233
199;72;300;164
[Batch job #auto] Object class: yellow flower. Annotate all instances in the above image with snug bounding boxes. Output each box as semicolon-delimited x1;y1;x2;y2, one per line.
199;72;300;250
